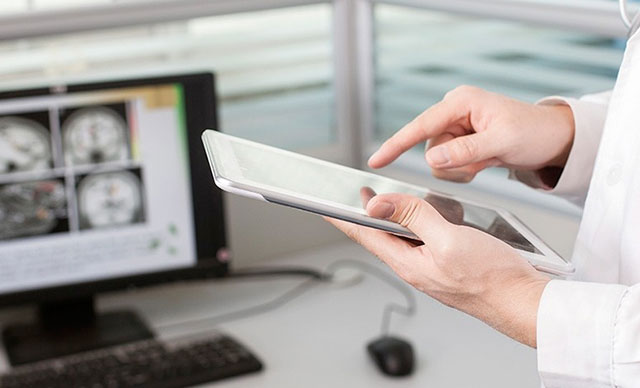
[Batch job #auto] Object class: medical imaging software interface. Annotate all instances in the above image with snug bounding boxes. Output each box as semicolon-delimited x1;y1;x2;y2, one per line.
0;84;197;294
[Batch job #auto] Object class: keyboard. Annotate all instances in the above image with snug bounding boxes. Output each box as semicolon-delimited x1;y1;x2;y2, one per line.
0;332;263;388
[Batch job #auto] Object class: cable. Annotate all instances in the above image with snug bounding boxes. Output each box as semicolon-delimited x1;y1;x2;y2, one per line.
325;259;417;336
227;266;329;281
154;278;321;331
154;259;416;337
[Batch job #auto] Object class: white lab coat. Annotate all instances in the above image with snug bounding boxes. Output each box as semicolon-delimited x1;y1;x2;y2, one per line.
514;19;640;388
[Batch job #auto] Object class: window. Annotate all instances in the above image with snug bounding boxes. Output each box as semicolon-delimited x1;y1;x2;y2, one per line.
363;0;628;213
0;3;335;151
374;4;624;143
0;0;632;211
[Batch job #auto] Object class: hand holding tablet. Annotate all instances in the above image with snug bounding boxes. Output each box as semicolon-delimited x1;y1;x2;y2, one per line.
201;129;573;276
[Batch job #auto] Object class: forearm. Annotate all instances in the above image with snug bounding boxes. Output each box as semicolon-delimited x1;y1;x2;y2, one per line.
484;276;549;348
461;263;550;348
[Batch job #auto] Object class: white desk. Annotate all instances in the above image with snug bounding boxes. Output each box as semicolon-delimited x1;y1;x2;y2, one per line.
61;242;544;388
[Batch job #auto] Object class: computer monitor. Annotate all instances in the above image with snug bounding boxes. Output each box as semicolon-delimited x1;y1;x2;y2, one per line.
0;73;228;365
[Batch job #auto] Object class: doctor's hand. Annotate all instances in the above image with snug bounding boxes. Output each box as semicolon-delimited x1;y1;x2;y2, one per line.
368;85;575;183
326;193;551;348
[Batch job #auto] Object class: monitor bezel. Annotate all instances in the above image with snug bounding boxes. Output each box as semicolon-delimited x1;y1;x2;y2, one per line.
0;72;229;306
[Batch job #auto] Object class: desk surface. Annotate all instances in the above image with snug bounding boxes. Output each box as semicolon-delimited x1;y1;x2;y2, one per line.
66;242;541;388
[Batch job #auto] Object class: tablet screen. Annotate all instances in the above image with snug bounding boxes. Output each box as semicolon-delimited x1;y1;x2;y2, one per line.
230;139;540;254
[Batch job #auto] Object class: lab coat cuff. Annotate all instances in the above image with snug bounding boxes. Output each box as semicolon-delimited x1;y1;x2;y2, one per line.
510;96;609;206
537;279;628;387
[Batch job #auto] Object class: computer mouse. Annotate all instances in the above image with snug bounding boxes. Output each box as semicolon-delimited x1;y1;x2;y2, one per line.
367;335;415;377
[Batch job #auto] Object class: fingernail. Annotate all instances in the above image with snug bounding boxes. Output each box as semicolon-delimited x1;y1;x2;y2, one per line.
427;146;450;166
372;201;395;219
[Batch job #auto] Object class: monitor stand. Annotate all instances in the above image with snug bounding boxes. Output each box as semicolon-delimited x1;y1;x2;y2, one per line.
2;297;154;366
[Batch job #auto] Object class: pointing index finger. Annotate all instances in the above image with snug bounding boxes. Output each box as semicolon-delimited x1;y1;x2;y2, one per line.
367;98;466;169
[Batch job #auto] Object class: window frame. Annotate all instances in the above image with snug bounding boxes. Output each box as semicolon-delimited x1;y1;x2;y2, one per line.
350;0;630;162
0;0;634;213
356;0;631;215
0;0;355;164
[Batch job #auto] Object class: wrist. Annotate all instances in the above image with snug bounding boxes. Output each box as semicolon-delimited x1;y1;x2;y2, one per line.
511;276;550;348
543;104;575;168
480;269;550;348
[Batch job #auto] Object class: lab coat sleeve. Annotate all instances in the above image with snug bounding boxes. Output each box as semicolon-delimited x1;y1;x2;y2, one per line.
510;91;611;207
537;280;640;387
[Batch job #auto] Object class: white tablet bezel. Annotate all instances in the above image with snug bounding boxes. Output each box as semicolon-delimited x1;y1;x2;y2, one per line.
202;130;574;276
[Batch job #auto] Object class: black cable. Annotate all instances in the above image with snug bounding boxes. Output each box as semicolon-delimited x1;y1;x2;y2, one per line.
154;278;320;331
154;269;328;331
154;259;416;336
227;266;329;281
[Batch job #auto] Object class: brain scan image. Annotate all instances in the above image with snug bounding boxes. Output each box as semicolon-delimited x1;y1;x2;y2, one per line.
0;117;52;174
0;180;67;240
77;170;145;229
62;106;129;166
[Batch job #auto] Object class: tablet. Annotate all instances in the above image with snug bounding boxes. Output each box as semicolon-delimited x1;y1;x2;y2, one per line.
202;130;573;276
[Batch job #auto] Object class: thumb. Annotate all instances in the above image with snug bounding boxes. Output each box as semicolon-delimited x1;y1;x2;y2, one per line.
366;193;452;243
426;131;500;169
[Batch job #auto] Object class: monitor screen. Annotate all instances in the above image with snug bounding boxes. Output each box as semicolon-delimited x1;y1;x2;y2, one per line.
0;75;225;297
